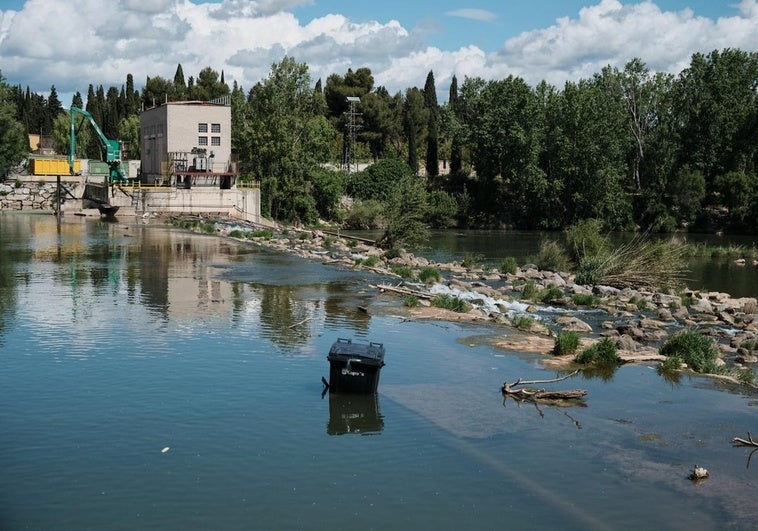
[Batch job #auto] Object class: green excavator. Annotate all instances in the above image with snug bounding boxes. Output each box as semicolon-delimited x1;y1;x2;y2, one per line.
68;106;128;185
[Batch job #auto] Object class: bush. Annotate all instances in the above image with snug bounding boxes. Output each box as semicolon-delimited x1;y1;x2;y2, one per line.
432;294;470;313
537;239;572;272
540;285;564;303
553;331;580;356
390;265;415;279
572;293;599;306
512;315;534;330
659;329;719;374
426;190;459;229
344;200;384;230
576;338;619;365
403;295;420;308
229;229;245;239
418;267;441;285
521;279;538;300
360;255;380;268
563;219;607;262
461;253;483;269
250;229;273;240
500;257;518;275
574;254;606;286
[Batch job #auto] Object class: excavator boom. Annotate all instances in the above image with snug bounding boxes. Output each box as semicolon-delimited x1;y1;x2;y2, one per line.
69;107;127;185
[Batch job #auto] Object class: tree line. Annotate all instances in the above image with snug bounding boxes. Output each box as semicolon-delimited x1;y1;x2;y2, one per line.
1;48;756;235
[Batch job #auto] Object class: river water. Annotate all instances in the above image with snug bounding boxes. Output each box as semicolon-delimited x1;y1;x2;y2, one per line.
1;213;757;530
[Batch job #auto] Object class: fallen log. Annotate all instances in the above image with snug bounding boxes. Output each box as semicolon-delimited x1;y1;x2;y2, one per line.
502;369;587;401
372;283;433;300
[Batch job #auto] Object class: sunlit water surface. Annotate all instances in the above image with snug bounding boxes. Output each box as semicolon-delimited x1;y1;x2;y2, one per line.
1;213;757;530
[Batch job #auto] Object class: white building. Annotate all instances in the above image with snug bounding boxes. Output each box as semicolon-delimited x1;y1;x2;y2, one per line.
140;100;236;188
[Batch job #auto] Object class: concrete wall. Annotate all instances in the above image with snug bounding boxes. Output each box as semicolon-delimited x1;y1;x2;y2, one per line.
121;187;263;224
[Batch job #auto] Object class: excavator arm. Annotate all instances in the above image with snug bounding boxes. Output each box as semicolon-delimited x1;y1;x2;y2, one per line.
69;106;127;185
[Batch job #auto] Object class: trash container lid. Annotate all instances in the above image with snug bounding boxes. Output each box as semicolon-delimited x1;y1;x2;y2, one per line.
328;338;385;362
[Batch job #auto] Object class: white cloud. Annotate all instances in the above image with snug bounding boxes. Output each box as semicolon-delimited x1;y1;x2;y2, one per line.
445;8;498;22
497;0;758;86
0;0;755;104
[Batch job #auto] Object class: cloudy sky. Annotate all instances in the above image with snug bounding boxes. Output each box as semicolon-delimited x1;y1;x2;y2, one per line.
0;0;756;104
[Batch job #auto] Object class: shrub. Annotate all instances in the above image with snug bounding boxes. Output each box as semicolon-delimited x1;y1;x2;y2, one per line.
563;219;608;262
361;255;380;268
521;279;538;300
322;236;337;248
250;229;274;240
403;295;420;308
553;331;580;356
540;285;564;303
576;338;619;365
418;267;441;284
500;257;518;275
537;239;572;272
432;294;470;313
201;222;216;234
659;329;719;374
298;231;311;240
344;199;384;230
572;293;599;306
229;229;245;239
629;296;649;310
461;253;484;269
680;294;695;308
512;315;534;330
574;254;606;286
390;265;415;279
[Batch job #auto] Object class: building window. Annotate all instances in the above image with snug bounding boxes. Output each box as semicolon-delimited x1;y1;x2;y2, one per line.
198;123;208;133
211;136;221;146
198;136;208;146
211;123;221;133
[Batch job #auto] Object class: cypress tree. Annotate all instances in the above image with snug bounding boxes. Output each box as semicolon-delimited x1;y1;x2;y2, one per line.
423;71;439;177
449;75;462;174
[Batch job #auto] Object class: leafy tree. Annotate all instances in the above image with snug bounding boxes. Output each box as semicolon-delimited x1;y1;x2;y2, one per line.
347;157;414;202
0;73;27;171
118;114;141;159
191;66;229;101
142;76;176;107
242;56;337;222
447;74;463;174
377;175;430;250
360;87;402;161
309;167;346;221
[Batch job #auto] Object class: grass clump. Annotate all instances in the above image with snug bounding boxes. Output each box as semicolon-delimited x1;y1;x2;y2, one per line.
659;329;719;374
572;293;599;307
249;229;273;240
521;279;538;300
418;267;441;285
575;338;619;366
403;295;420;308
461;253;484;269
553;331;580;356
360;255;380;268
229;229;245;239
390;265;415;279
512;315;535;330
499;257;518;275
540;285;564;303
537;239;572;272
432;294;471;313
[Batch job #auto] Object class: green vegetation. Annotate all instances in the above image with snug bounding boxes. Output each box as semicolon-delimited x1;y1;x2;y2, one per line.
418;267;441;285
357;255;380;268
499;257;518;275
553;331;580;356
7;49;757;234
521;279;538;301
249;229;274;239
390;265;415;279
512;315;535;330
540;285;564;303
403;295;420;308
575;338;619;366
432;294;470;313
536;239;572;272
461;253;484;269
572;293;599;306
659;329;719;374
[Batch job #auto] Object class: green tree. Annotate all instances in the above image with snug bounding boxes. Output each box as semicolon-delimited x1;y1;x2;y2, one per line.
243;56;337;222
43;85;63;136
118;114;141;159
423;70;439;177
0;73;27;171
403;87;426;174
377;175;430;250
447;74;463;174
173;64;187;100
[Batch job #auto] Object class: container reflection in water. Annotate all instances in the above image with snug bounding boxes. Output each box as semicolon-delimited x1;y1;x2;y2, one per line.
327;393;384;436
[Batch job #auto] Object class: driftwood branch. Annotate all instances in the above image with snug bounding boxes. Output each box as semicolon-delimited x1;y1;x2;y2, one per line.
288;317;313;329
502;369;587;402
732;432;758;447
372;283;433;300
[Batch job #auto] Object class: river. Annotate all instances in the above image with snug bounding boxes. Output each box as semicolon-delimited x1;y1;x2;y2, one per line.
1;212;757;530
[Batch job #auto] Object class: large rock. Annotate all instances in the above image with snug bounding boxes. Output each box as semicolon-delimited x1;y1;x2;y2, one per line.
555;315;592;333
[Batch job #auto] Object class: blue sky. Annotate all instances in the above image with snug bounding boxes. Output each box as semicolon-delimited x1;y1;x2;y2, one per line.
0;0;755;102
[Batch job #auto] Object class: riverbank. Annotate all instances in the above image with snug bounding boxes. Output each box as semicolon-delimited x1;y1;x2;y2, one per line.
178;216;757;387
